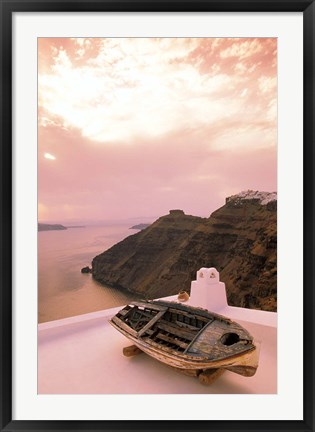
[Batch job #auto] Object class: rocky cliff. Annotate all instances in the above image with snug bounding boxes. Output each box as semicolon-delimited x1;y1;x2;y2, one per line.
92;191;277;311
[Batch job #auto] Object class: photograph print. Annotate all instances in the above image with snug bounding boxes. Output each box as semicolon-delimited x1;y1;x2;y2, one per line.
38;37;277;395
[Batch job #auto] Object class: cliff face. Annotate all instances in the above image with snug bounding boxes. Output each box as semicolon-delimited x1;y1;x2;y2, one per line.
92;192;277;311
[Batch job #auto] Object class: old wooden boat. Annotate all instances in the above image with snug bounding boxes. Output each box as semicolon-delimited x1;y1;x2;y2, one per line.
109;300;259;380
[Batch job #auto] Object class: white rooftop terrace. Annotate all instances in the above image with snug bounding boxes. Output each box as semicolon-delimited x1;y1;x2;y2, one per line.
38;267;277;394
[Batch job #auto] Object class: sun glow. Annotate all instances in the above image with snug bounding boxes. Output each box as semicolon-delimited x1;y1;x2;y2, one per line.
44;153;56;160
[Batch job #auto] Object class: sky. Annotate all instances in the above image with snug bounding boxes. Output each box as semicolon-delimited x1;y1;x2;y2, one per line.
38;37;277;224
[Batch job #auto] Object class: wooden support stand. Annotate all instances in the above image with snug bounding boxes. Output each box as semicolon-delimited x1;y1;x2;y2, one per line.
123;345;143;357
171;366;225;384
122;345;225;385
169;366;199;377
198;368;225;385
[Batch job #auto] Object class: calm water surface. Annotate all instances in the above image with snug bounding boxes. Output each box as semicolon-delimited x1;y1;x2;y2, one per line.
38;225;140;323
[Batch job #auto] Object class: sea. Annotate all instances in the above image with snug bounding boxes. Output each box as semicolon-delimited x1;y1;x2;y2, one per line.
38;224;141;323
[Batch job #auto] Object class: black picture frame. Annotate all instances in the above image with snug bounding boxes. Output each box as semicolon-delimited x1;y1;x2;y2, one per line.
1;1;314;431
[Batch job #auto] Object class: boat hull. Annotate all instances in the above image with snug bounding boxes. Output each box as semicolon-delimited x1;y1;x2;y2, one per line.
109;300;259;377
110;318;258;376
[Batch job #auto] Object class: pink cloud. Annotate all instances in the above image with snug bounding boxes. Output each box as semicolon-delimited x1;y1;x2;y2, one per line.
38;38;277;223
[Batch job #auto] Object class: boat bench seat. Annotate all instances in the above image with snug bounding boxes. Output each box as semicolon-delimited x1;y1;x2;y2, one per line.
155;320;197;341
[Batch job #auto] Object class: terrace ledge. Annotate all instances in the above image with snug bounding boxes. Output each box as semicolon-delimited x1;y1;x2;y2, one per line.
38;267;277;395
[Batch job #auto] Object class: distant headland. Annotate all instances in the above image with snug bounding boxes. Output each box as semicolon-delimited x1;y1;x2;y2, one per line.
38;223;67;231
38;223;86;231
129;223;151;230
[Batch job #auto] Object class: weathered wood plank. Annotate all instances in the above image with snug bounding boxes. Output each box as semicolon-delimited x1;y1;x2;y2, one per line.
111;316;138;337
143;329;155;336
132;309;156;320
184;320;215;354
225;365;257;377
155;332;189;349
131;301;168;312
138;310;167;337
168;307;210;323
118;309;129;317
154;300;232;322
175;319;206;331
156;321;196;341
